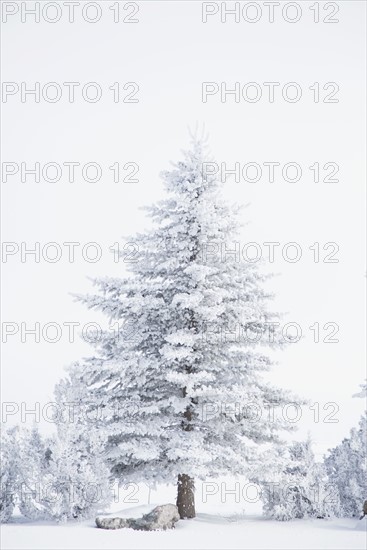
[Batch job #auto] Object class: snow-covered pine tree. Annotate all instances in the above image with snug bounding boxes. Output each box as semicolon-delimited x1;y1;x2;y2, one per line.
73;136;298;519
324;413;367;518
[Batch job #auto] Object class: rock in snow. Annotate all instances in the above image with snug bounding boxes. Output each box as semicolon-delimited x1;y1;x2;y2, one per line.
96;504;180;531
95;517;129;530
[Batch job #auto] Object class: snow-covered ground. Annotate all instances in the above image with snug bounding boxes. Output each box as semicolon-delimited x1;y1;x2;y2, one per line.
2;482;366;550
2;508;366;550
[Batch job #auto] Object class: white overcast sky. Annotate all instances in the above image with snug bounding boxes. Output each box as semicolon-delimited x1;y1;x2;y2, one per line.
1;1;366;455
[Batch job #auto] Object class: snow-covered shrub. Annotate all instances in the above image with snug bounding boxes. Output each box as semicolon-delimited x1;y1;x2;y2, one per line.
325;413;367;518
353;381;367;399
260;440;336;521
0;473;15;523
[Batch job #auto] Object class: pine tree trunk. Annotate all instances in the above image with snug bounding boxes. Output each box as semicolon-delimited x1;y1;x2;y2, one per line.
176;473;195;519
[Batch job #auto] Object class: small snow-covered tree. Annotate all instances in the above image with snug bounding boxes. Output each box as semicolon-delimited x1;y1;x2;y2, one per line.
0;427;19;523
31;437;111;522
325;413;367;518
1;387;112;523
0;426;53;522
73;136;299;518
48;365;113;521
260;439;335;521
17;427;54;521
